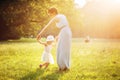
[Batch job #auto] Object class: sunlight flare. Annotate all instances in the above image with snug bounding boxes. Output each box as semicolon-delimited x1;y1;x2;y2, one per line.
74;0;87;8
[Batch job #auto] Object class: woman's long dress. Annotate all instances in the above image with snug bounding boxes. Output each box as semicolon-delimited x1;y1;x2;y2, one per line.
55;14;72;70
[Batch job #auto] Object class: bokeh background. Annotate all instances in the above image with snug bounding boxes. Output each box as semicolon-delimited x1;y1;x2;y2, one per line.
0;0;120;40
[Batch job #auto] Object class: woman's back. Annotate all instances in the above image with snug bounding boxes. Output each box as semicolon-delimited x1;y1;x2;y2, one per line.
55;14;69;28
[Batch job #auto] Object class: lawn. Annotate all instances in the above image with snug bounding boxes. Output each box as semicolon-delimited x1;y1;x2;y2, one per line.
0;38;120;80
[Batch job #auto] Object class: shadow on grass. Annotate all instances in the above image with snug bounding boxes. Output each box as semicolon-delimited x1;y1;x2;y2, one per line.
40;69;68;80
20;68;66;80
20;68;45;80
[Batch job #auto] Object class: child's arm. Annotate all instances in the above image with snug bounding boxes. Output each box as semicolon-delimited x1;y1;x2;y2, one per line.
38;40;47;46
37;36;47;46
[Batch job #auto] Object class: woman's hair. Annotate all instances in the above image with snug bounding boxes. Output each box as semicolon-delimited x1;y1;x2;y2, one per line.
48;7;58;14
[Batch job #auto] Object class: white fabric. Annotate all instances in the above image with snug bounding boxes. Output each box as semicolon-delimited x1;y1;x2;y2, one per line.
41;45;54;64
44;14;72;69
55;14;69;28
55;14;72;70
57;26;72;70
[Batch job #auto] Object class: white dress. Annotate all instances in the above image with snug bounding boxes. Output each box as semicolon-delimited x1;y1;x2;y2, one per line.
41;45;54;64
55;14;72;70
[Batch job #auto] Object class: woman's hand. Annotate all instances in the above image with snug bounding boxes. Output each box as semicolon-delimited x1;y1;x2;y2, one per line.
36;34;41;40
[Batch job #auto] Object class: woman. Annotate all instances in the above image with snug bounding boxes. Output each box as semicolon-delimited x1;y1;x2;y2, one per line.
37;7;72;71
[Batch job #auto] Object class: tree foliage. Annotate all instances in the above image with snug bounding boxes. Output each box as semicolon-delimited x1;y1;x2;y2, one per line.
0;0;81;40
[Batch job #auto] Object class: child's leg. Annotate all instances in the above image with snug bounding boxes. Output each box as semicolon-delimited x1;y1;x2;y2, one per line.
39;62;47;68
44;62;49;69
39;62;49;68
39;64;43;68
42;63;47;66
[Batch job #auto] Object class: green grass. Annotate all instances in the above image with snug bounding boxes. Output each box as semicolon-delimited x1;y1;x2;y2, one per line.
0;38;120;80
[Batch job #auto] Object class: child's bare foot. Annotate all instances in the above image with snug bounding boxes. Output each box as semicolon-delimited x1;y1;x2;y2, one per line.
44;65;48;69
39;64;42;68
44;63;49;69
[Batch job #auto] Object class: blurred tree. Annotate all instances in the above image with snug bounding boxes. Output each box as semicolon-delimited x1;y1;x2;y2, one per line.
0;0;82;40
0;0;30;40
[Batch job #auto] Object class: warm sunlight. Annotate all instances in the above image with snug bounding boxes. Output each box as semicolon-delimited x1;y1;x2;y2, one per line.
74;0;87;8
80;0;120;38
0;1;120;80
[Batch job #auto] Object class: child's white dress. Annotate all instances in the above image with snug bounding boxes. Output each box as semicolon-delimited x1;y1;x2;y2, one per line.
41;45;54;64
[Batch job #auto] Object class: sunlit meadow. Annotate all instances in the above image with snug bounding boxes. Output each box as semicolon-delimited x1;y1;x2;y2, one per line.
0;38;120;80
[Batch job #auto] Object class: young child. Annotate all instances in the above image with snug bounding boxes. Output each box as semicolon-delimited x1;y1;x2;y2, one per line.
38;35;54;69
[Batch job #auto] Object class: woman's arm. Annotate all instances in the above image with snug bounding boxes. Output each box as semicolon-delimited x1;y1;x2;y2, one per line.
37;36;47;46
55;35;59;42
37;17;57;40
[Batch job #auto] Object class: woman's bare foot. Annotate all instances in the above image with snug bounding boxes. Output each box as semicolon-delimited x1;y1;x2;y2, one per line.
63;67;69;71
59;68;61;71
